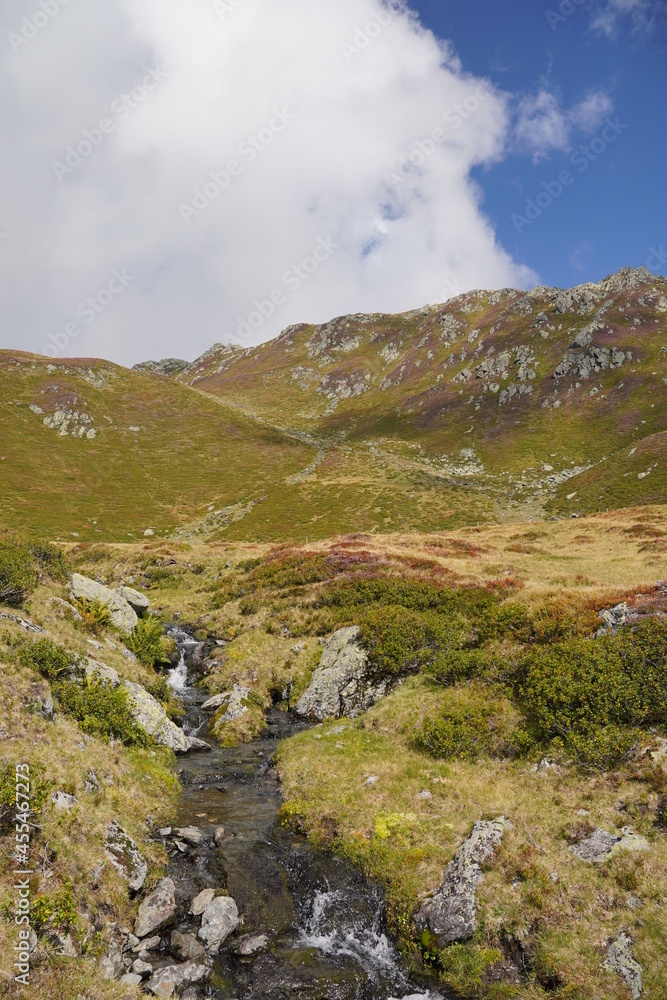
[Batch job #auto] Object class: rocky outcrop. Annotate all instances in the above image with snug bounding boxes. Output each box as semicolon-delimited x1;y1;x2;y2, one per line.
69;574;138;635
295;627;393;721
198;896;239;955
104;821;148;892
569;827;649;863
205;685;254;726
123;681;205;753
118;586;151;616
605;933;643;998
413;817;510;946
133;358;189;376
134;878;177;938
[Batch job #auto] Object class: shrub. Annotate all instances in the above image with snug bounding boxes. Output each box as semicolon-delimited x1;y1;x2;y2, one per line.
424;647;492;686
0;532;38;606
358;606;465;679
412;686;524;761
72;597;113;634
19;638;80;680
55;680;148;746
30;541;68;581
126;617;167;666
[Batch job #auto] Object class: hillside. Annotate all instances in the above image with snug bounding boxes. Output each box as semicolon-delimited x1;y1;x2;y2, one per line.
2;267;665;543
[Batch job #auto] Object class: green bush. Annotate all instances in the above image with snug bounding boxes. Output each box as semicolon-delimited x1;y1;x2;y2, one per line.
0;532;39;606
412;686;524;761
73;597;113;634
19;638;80;680
125;617;166;666
357;606;465;679
55;680;148;746
424;647;493;686
30;541;68;582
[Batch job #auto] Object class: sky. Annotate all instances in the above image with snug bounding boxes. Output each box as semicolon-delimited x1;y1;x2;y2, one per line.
0;0;665;366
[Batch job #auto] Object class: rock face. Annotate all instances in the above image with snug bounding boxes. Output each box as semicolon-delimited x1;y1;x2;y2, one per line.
198;896;239;955
413;818;510;946
135;878;177;938
295;627;393;721
123;681;193;752
104;821;148;892
69;574;138;635
605;933;643;999
569;827;649;863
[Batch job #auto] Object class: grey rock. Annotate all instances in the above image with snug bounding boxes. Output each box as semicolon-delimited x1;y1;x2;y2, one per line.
145;979;175;997
133;358;189;377
210;685;256;729
105;821;148;892
158;827;173;838
295;627;393;721
198;896;239;955
99;955;116;980
214;826;226;846
597;602;636;635
69;573;138;635
569;827;649;863
174;826;206;847
605;933;642;999
170;930;207;962
83;657;120;687
49;597;83;622
146;961;210;993
0;612;42;633
133;934;161;952
413;817;510;946
52;792;78;811
135;878;177;938
124;681;196;752
233;933;269;956
52;932;77;957
118;585;151;615
119;973;143;987
190;888;216;916
124;933;140;952
131;958;153;977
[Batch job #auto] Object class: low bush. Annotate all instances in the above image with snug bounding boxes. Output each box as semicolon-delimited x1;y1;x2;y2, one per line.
358;606;465;679
126;617;167;666
412;685;525;761
424;647;494;686
55;680;148;746
19;638;79;680
0;531;68;606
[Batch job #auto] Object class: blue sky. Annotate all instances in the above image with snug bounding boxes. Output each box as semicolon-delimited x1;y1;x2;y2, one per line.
414;0;667;286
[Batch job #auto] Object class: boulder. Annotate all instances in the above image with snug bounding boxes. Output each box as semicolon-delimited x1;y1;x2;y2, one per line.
174;826;206;847
190;888;216;916
198;896;239;955
132;934;161;952
84;658;120;687
134;878;177;938
605;933;643;999
209;685;254;725
146;962;210;994
118;586;151;616
69;574;138;634
119;973;143;987
104;821;148;892
131;958;153;977
569;827;649;863
413;818;510;946
52;792;78;811
170;930;207;962
233;933;269;956
295;627;392;721
124;681;197;752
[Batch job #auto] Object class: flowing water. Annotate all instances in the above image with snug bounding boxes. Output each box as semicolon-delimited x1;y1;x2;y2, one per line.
165;629;445;1000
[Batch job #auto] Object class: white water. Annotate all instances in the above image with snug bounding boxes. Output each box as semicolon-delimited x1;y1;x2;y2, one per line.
165;626;199;692
299;889;441;1000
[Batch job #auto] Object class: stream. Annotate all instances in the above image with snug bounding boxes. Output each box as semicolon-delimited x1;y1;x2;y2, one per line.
162;627;444;1000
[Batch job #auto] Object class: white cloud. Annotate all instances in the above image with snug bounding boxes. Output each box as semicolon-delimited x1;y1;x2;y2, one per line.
591;0;666;37
514;89;613;161
0;0;542;365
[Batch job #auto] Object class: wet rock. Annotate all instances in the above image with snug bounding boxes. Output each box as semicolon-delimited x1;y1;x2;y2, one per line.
190;888;216;916
69;573;138;635
52;792;78;811
198;896;239;955
135;878;177;938
118;585;150;616
214;826;226;845
233;933;269;957
295;627;393;721
170;930;207;962
605;933;642;998
569;827;649;863
105;821;148;892
413;817;510;946
147;961;210;994
174;826;206;847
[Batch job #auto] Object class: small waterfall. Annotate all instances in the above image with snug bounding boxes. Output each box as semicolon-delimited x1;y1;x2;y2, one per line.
165;625;199;692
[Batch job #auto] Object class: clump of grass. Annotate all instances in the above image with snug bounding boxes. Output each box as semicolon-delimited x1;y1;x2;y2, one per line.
125;617;167;666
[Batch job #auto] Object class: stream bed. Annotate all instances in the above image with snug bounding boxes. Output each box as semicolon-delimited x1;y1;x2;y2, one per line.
163;628;445;1000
